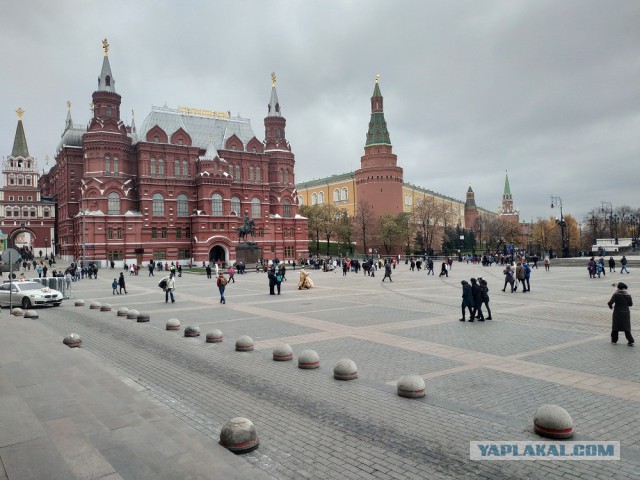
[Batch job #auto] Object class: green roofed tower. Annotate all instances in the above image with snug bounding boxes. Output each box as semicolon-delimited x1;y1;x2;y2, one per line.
355;75;403;221
365;76;391;146
499;170;519;223
11;108;30;158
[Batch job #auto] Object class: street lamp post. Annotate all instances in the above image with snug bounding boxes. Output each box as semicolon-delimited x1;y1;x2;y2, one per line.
589;215;598;246
44;237;48;258
629;215;638;251
550;196;568;258
611;214;620;245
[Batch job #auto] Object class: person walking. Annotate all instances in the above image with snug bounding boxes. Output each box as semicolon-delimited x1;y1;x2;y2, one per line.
459;280;475;322
502;264;515;292
470;278;484;321
382;261;393;282
515;262;525;292
227;266;235;283
439;261;448;278
478;278;492;320
112;278;119;295
598;256;606;277
216;272;227;304
544;256;550;272
163;273;176;303
206;264;212;279
609;256;616;273
118;272;127;294
427;258;434;275
268;268;277;295
275;268;283;294
523;261;532;292
608;282;633;346
620;255;629;274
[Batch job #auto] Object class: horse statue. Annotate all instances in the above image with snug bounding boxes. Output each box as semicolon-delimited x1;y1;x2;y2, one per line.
237;218;255;243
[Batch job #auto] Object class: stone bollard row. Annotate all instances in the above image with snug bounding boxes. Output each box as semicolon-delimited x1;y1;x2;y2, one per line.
220;417;259;454
63;333;82;348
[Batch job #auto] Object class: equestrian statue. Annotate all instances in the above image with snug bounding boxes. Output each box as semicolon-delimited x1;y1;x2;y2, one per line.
237;212;256;243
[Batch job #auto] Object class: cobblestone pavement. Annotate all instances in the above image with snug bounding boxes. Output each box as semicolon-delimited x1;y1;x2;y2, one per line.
31;263;640;478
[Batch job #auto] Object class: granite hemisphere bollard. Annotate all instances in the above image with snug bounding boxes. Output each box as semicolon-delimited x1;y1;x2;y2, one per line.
166;318;181;331
63;333;82;348
235;335;254;351
533;405;574;439
89;301;101;310
333;358;358;380
100;303;112;312
117;307;129;317
24;310;39;319
397;374;426;398
206;329;223;343
126;309;140;320
273;344;293;361
74;299;85;307
184;325;201;337
219;417;259;454
298;349;320;369
137;312;150;323
11;308;24;317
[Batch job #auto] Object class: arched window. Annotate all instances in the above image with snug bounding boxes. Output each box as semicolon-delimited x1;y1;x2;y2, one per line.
108;192;120;214
182;160;188;177
26;177;32;186
235;165;241;181
312;193;318;205
249;166;254;183
106;106;112;117
105;155;111;173
283;199;291;218
230;196;241;216
17;176;23;185
105;75;111;87
177;194;189;217
150;158;156;176
152;193;164;216
285;169;289;184
5;207;12;217
175;160;180;176
333;189;340;202
22;207;29;217
255;166;260;184
211;194;223;216
158;159;165;176
251;197;261;218
279;169;284;184
404;194;412;206
318;192;324;204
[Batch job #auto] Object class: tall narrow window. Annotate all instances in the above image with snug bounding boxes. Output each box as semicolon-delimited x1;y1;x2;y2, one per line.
318;192;324;204
161;227;167;239
150;158;156;176
235;165;241;181
211;194;223;216
105;156;110;173
182;160;188;177
341;188;348;201
249;166;254;183
176;227;182;239
152;193;164;216
251;197;261;218
113;157;119;175
312;193;317;205
283;200;291;218
151;227;157;239
117;228;122;239
230;196;241;215
177;194;188;217
285;169;289;184
108;192;120;214
255;166;260;184
334;189;340;202
279;169;284;184
108;228;113;239
175;160;180;176
158;159;165;176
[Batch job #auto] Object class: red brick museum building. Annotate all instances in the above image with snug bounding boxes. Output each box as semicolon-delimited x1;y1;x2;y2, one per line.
39;40;308;266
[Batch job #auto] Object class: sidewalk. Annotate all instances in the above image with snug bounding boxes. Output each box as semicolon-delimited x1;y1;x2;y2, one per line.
0;312;273;480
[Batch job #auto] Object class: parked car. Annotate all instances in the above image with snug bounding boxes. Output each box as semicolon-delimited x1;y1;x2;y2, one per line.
0;280;64;308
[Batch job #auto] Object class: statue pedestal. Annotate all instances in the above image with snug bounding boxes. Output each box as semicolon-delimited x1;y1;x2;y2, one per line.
236;243;260;266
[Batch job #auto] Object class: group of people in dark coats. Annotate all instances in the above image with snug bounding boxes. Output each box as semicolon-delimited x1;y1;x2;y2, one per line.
460;277;492;322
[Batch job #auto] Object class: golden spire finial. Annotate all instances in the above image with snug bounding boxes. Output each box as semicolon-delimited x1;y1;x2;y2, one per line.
66;100;71;111
375;74;380;83
102;38;109;57
271;72;276;87
16;107;24;120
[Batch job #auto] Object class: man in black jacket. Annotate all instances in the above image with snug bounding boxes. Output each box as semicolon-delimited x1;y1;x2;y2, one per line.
470;278;484;321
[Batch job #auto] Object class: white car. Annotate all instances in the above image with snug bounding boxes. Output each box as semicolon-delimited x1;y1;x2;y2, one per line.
0;281;64;309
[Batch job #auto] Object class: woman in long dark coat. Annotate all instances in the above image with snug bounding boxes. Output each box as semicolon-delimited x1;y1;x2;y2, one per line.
608;282;634;346
459;280;475;322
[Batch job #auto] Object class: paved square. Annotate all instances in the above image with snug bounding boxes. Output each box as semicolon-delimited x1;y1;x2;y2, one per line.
17;261;640;478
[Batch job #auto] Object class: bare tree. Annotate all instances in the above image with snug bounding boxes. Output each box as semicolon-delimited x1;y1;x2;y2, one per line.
300;205;322;253
352;200;375;255
318;204;338;255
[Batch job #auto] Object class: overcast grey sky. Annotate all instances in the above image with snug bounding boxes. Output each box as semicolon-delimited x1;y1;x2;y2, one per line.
2;1;639;222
